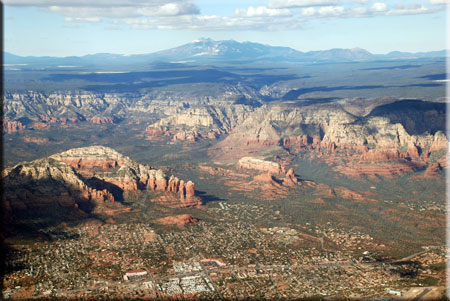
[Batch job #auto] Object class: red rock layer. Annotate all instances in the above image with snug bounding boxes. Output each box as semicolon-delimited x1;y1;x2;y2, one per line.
52;147;202;208
146;127;223;142
424;162;442;176
23;137;51;144
90;117;115;124
154;214;199;227
335;161;418;178
3;121;26;133
253;172;281;186
283;168;299;187
150;193;202;208
360;149;404;162
58;159;123;176
238;157;284;174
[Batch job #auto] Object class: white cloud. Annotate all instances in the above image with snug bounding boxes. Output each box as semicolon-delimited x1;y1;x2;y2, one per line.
4;0;169;7
301;7;316;16
429;0;449;4
119;12;303;31
5;0;200;21
64;16;101;23
386;4;431;16
233;6;292;17
4;0;445;32
268;0;340;9
318;6;345;16
371;2;388;12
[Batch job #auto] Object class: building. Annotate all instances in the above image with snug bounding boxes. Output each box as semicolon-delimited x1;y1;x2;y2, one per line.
123;269;148;281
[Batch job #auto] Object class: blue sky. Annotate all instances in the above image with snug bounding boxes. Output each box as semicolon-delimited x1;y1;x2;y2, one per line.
3;0;448;57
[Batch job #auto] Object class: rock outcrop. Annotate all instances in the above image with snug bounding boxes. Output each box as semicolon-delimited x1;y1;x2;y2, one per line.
153;214;199;227
3;145;202;222
90;116;116;124
145;104;254;141
424;162;443;176
212;98;447;177
50;146;202;208
238;157;284;174
283;168;299;187
2;158;114;217
3;120;26;133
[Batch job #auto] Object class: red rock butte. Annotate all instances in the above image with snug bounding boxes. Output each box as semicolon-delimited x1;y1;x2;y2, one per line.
49;146;202;208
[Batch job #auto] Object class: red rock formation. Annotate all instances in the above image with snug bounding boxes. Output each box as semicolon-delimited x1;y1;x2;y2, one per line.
334;187;374;202
31;122;49;129
429;132;448;152
360;149;404;162
155;176;168;191
253;172;281;186
173;131;199;142
282;168;299;187
50;146;202;208
424;162;442;176
238;157;283;174
185;181;195;198
3;121;26;133
151;193;202;208
145;128;171;140
406;144;420;159
167;176;180;193
178;180;186;199
90;117;115;124
23;137;51;144
325;142;337;154
3;158;116;218
206;131;219;139
154;214;199;227
335;161;418;178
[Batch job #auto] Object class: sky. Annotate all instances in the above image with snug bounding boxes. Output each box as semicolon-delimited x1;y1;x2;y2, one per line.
3;0;449;57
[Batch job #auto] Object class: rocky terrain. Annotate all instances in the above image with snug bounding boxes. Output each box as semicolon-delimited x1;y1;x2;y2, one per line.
2;90;258;134
211;98;447;178
238;157;285;174
153;214;199;227
2;158;114;218
2;146;202;228
4;91;447;180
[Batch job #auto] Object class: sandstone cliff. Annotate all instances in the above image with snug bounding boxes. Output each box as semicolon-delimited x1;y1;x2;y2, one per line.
3;145;202;222
212;98;447;177
50;146;202;208
238;157;284;174
154;214;199;227
3;158;114;216
145;104;254;141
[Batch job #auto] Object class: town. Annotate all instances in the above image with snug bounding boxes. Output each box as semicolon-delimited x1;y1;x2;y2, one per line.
4;218;446;299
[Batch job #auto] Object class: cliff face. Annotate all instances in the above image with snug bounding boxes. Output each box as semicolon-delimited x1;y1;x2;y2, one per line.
3;88;259;132
238;157;285;174
3;146;202;220
213;99;447;177
4;90;446;179
145;104;254;141
49;146;202;207
2;158;114;217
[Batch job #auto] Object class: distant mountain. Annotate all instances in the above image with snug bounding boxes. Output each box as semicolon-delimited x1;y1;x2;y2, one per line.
3;39;447;68
149;38;304;62
305;47;374;61
383;50;447;59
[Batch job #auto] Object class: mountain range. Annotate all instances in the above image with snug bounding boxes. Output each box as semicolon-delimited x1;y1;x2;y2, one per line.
4;38;447;68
